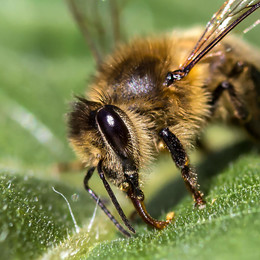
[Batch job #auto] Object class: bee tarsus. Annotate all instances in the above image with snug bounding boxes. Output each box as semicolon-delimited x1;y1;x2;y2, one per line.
127;187;172;230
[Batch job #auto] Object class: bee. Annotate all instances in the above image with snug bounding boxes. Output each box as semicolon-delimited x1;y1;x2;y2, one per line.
66;0;260;237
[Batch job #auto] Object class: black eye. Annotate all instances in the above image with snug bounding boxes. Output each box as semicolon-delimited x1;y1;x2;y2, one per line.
96;105;130;159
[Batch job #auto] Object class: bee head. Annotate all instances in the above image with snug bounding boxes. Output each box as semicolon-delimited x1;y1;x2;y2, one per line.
68;97;152;190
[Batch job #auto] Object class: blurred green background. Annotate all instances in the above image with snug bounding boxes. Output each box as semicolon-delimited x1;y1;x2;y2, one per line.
0;0;259;259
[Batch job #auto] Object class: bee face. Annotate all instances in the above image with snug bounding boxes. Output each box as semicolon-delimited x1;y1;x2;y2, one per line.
68;97;151;187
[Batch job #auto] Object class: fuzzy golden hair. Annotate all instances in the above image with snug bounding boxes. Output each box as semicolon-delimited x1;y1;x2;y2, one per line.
68;28;260;187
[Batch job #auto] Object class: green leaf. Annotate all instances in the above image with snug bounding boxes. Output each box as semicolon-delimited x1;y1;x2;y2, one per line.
0;172;100;259
44;152;260;260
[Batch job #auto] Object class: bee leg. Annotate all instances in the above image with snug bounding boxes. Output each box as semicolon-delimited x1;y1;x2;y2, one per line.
124;173;174;229
83;165;134;237
159;128;205;207
243;64;260;139
211;63;260;139
126;186;173;229
209;80;249;121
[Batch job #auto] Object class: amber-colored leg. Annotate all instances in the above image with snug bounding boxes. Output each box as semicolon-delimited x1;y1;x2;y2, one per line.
127;188;173;230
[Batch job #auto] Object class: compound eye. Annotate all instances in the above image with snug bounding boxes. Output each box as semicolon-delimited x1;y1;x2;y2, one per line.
96;105;131;159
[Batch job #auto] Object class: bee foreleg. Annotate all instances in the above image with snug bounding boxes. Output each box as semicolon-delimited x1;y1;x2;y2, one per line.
159;128;205;207
83;165;134;237
210;80;249;121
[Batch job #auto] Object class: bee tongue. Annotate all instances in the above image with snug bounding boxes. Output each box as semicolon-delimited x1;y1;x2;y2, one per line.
127;189;172;230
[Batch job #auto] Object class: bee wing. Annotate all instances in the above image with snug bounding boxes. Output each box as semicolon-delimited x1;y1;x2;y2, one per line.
181;0;260;74
66;0;126;65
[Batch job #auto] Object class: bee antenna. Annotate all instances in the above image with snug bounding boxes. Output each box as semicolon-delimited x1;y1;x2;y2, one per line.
97;160;136;234
66;0;102;65
165;1;260;86
183;2;260;75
